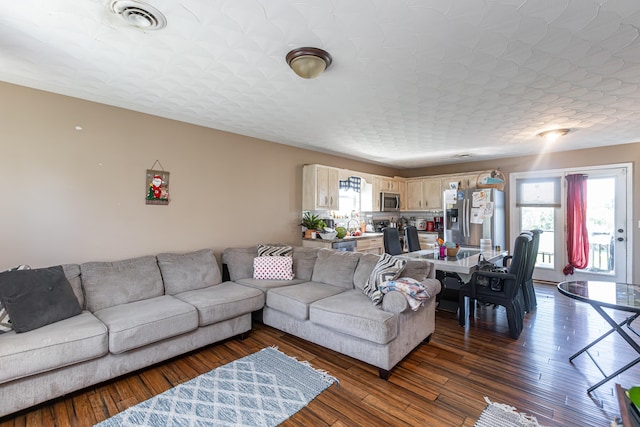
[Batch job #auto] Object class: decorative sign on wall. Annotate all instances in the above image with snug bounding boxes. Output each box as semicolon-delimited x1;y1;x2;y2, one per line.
145;160;170;205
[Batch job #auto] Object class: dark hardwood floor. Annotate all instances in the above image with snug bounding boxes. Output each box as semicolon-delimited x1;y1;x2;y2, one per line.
2;283;639;426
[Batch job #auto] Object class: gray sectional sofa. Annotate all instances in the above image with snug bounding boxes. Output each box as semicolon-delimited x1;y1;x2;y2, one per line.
0;245;440;418
222;246;441;379
0;249;264;418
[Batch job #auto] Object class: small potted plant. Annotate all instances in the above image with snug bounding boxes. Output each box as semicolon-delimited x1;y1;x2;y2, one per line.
301;212;326;238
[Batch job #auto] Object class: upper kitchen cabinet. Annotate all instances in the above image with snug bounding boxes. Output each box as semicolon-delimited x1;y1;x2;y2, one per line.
302;164;339;210
379;177;400;193
406;178;442;210
441;174;478;191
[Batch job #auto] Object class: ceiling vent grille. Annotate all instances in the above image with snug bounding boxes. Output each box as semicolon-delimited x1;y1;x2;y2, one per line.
110;0;167;30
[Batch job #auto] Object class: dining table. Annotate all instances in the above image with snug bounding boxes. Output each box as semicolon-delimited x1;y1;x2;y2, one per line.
397;248;508;312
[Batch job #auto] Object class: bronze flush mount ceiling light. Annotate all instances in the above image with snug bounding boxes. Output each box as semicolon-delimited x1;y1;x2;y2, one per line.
286;47;333;79
537;128;571;142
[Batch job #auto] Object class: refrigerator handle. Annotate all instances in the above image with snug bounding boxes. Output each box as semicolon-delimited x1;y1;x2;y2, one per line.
464;198;470;237
462;198;467;237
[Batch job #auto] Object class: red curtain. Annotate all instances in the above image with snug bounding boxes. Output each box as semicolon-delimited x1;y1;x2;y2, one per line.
563;174;589;275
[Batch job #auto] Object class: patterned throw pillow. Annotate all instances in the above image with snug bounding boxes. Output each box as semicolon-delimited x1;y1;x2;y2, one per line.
253;256;295;280
0;265;31;333
257;244;293;257
362;254;406;305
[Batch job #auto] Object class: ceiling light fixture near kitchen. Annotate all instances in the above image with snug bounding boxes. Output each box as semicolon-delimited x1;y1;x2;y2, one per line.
110;0;167;30
537;128;570;142
286;47;332;79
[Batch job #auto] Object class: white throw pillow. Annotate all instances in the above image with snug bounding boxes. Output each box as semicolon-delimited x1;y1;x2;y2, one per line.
253;256;295;280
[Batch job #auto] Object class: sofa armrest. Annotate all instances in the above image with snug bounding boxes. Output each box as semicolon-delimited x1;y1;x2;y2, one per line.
382;291;410;314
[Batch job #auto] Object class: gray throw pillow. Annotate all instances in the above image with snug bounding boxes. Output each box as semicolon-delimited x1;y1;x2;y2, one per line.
157;249;222;294
0;265;82;333
0;264;30;333
311;249;360;289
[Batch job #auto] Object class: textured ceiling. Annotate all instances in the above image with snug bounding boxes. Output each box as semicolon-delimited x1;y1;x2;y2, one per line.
2;0;640;168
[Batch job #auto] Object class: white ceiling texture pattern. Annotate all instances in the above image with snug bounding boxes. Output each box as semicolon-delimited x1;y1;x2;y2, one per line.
1;0;640;168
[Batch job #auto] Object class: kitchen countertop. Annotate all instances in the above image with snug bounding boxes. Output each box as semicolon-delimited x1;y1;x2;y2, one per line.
397;248;508;278
302;232;383;243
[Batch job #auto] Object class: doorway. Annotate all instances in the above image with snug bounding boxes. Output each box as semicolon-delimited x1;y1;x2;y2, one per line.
510;165;632;283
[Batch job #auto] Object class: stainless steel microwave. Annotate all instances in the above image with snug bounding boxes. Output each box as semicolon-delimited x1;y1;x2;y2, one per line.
380;192;400;212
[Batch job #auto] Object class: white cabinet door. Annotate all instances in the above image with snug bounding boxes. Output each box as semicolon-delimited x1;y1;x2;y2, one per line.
422;178;442;209
406;180;424;210
317;166;338;209
302;164;339;210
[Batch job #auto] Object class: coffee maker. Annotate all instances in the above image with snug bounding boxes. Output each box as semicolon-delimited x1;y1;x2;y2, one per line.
434;216;443;231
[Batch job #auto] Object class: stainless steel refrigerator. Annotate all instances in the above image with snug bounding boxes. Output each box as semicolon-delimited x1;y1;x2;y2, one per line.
442;188;505;249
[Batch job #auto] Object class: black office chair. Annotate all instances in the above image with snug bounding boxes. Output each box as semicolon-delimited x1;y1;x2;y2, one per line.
519;229;542;312
405;226;421;252
382;227;403;256
458;233;531;339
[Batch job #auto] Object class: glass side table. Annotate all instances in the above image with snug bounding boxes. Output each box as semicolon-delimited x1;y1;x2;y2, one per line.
557;281;640;393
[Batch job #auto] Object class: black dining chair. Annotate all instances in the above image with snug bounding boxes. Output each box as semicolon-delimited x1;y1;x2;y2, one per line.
382;227;403;256
519;229;542;312
404;226;421;252
458;233;531;339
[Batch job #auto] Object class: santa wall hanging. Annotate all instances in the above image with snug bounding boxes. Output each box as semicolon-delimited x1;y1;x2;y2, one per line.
145;160;170;205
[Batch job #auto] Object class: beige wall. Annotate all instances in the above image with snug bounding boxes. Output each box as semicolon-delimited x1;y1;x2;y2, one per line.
3;81;637;282
405;146;639;282
1;82;397;269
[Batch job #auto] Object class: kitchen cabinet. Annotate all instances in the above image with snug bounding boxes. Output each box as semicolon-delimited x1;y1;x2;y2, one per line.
406;178;442;210
302;164;339;210
356;237;384;255
441;174;478;191
379;177;400;193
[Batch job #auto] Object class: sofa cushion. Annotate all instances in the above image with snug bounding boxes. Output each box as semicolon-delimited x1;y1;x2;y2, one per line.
174;282;264;326
0;311;108;384
401;259;432;282
81;256;164;312
222;246;320;282
362;253;406;305
311;249;360;289
266;282;347;321
234;277;306;292
222;247;256;281
93;295;198;354
257;244;293;257
0;266;82;333
353;253;380;290
310;290;398;345
62;264;85;309
157;249;222;295
253;256;294;280
291;247;319;281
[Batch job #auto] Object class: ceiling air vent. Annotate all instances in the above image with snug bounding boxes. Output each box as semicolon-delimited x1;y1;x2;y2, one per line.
110;0;167;30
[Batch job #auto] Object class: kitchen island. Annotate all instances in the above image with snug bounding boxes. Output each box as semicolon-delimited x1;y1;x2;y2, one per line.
301;233;384;255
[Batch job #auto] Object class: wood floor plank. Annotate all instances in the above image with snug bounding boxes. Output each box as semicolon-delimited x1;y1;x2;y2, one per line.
1;283;636;426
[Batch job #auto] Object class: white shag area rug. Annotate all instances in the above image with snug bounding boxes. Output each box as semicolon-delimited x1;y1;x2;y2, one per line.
475;397;549;427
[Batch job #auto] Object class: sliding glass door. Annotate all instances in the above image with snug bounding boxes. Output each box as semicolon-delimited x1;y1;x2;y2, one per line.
511;165;631;283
